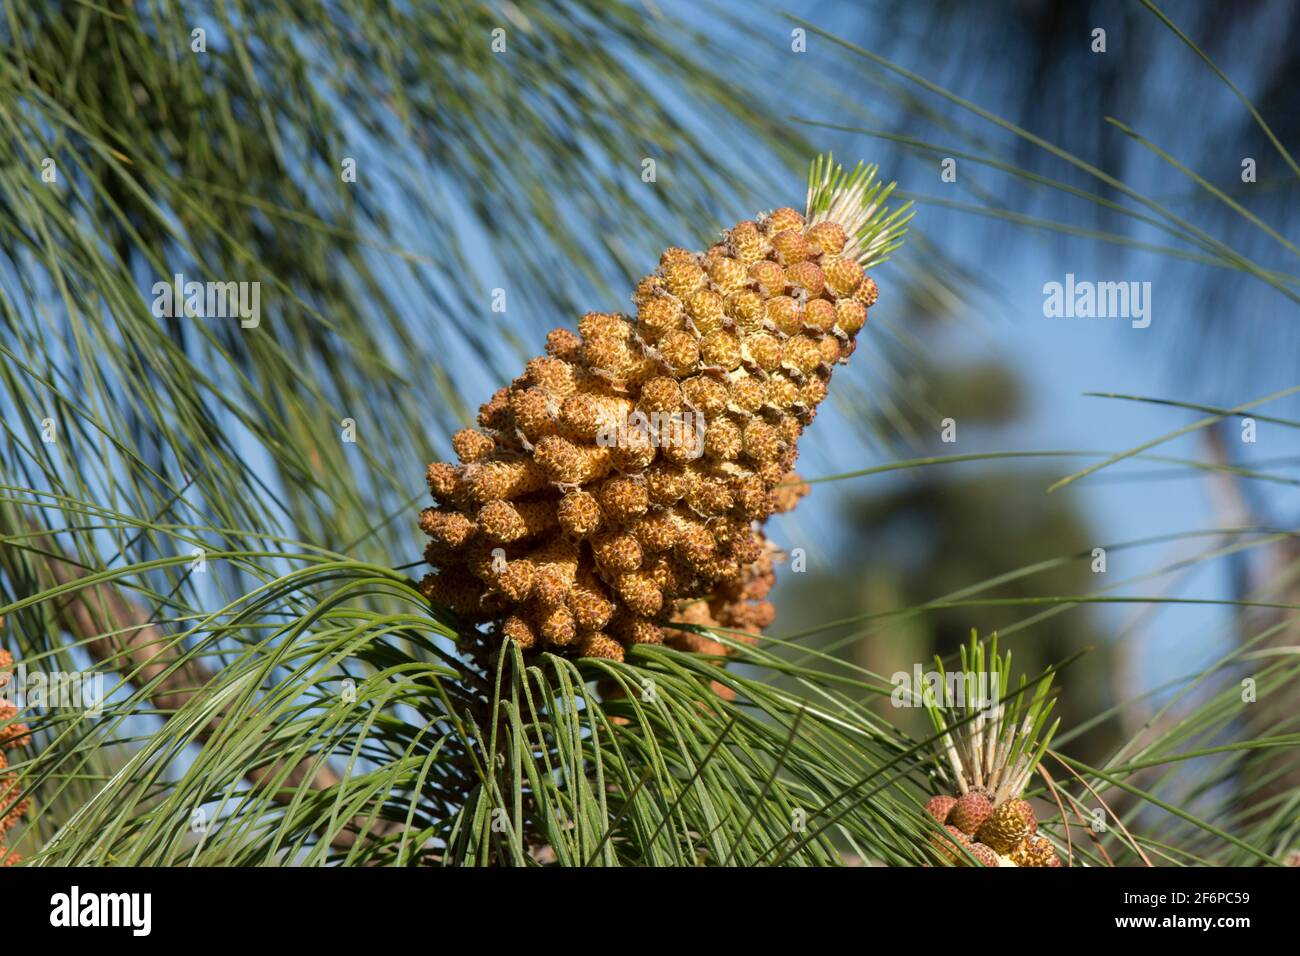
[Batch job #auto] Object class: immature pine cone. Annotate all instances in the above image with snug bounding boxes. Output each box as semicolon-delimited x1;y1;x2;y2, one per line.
925;789;1058;867
420;159;905;662
0;645;29;865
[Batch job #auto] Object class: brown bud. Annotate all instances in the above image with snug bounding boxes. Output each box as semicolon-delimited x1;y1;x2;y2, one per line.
557;490;602;537
452;428;495;464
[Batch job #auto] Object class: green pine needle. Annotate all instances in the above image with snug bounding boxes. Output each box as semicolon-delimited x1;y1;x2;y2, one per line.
806;152;914;268
923;630;1059;802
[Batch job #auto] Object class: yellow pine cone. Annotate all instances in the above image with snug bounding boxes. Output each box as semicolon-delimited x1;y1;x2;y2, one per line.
421;188;887;662
976;798;1035;854
1009;834;1061;867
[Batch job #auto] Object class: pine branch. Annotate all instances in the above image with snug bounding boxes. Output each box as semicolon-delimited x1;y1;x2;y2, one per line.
18;522;400;852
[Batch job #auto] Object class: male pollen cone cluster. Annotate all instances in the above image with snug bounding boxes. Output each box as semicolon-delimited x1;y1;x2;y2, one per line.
926;792;1060;868
420;158;904;668
919;635;1064;867
0;642;31;866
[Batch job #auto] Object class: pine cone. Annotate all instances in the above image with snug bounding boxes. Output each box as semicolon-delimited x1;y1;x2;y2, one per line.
977;799;1034;854
948;790;992;835
0;639;29;863
1010;834;1060;868
924;794;957;824
419;162;905;662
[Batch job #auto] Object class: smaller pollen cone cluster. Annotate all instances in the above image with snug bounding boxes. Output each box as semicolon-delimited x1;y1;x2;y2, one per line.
918;633;1064;868
419;156;908;665
0;643;31;866
926;792;1058;867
